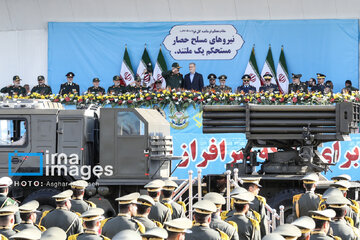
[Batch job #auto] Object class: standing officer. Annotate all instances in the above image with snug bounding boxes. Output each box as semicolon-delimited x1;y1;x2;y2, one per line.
203;192;239;240
145;180;172;225
39;190;83;237
134;195;158;230
107;76;127;95
0;177;20;224
69;180;96;214
101;192;144;238
1;76;27;96
218;75;232;92
273;224;302;240
259;74;278;92
293;173;322;219
13;200;45;233
164;218;192;240
161;180;185;219
162;63;183;89
288;74;308;93
311;73;326;93
236;74;256;94
59;72;80;95
31;76;52;95
291;216;316;240
203;74;219;92
309;209;339;240
68;208;109;240
185;200;228;240
0;205;19;238
87;78;105;95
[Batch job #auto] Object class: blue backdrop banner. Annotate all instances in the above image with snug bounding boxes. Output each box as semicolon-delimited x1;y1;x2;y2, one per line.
48;20;358;94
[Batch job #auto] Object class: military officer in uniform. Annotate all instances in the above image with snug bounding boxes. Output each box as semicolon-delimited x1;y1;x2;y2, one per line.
309;209;339;240
291;216;316;240
311;74;326;94
162;63;183;89
145;180;172;225
0;177;20;224
273;224;302;240
39;190;82;237
13;200;45;233
31;76;52;95
185;200;228;240
203;192;239;240
220;187;249;220
59;72;80;95
0;205;19;238
293;173;322;219
236;74;256;94
164;218;192;240
227;192;261;240
101;192;144;238
1;76;27;96
134;195;158;230
203;74;219;92
107;75;127;95
161;180;185;219
68;208;109;240
141;227;168;240
259;74;278;93
9;228;41;240
127;75;149;92
241;177;268;237
69;180;96;214
325;195;358;240
262;233;285;240
218;75;232;92
40;227;67;240
87;78;105;95
288;74;308;93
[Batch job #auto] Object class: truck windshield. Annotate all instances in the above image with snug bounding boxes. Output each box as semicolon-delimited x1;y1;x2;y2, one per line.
117;112;145;136
0;119;27;146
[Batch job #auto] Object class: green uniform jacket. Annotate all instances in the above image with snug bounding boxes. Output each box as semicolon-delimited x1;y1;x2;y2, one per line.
330;219;358;240
210;215;239;240
227;213;261;240
87;86;105;95
31;85;52;95
293;191;321;219
249;195;268;237
162;71;183;89
69;230;109;240
161;199;185;219
288;82;308;93
102;214;141;238
203;85;220;92
107;85;127;95
0;228;17;238
218;86;232;92
13;222;44;233
148;201;171;225
0;86;26;96
134;215;157;230
70;199;94;214
185;224;223;240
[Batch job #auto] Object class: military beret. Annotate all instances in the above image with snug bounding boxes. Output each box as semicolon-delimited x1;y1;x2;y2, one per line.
230;187;248;196
52;190;73;202
113;230;142;240
113;75;121;81
172;62;181;68
330;180;351;191
218;75;227;81
274;224;302;239
40;227;67;240
331;174;351;182
317;73;326;78
137;195;155;207
262;233;285;240
69;180;88;189
0;177;13;188
80;207;104;221
19;200;40;213
263;73;273;79
322;187;343;200
37;75;45;81
203;192;226;207
135;75;141;82
232;191;255;204
13;75;21;81
208;74;217;80
0;205;19;216
291;216;315;234
302;173;319;184
242;177;262;187
163;180;178;190
325;194;351;208
115;192;140;204
242;74;251;81
310;209;336;221
10;228;41;240
92;78;100;82
141;227;168;239
164;218;193;233
66;72;75;77
292;73;302;78
144;179;165;192
193;200;217;214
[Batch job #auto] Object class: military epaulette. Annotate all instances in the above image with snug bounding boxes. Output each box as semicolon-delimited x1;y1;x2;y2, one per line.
316;193;322;199
39;209;54;225
132;218;145;234
215;228;230;240
177;201;186;212
251;209;261;222
249;217;260;230
256;195;266;205
163;202;173;214
72;211;81;217
153;220;163;228
36;224;46;232
292;194;303;203
350;204;359;214
100;217;112;229
68;233;79;240
226;220;238;232
221;210;229;221
351;199;359;210
100;234;110;240
329;235;341;240
84;200;96;208
345;216;354;227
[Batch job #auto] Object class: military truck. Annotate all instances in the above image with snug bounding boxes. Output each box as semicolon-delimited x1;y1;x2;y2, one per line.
0;99;181;215
202;103;360;220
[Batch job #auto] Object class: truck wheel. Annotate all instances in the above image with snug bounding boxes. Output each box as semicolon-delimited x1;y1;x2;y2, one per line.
23;188;61;211
267;188;303;223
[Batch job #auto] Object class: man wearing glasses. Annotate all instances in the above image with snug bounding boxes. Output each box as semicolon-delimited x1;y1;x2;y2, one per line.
259;74;278;93
31;76;52;95
203;73;220;92
59;72;80;95
236;74;256;94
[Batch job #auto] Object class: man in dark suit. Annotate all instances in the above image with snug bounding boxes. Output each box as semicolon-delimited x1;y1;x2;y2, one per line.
182;63;204;92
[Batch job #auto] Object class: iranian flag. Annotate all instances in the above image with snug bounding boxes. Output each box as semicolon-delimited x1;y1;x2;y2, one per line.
136;46;152;87
120;47;135;86
261;45;278;86
244;46;262;91
152;47;168;89
276;46;289;94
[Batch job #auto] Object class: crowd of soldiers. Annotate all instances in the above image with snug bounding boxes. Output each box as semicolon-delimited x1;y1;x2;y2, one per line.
1;63;358;97
0;171;358;240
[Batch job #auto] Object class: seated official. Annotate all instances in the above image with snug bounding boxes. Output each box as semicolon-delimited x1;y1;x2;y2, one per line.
288;74;307;93
108;75;127;95
59;72;80;95
236;74;256;94
259;74;278;93
1;75;27;96
88;78;105;95
31;76;52;95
